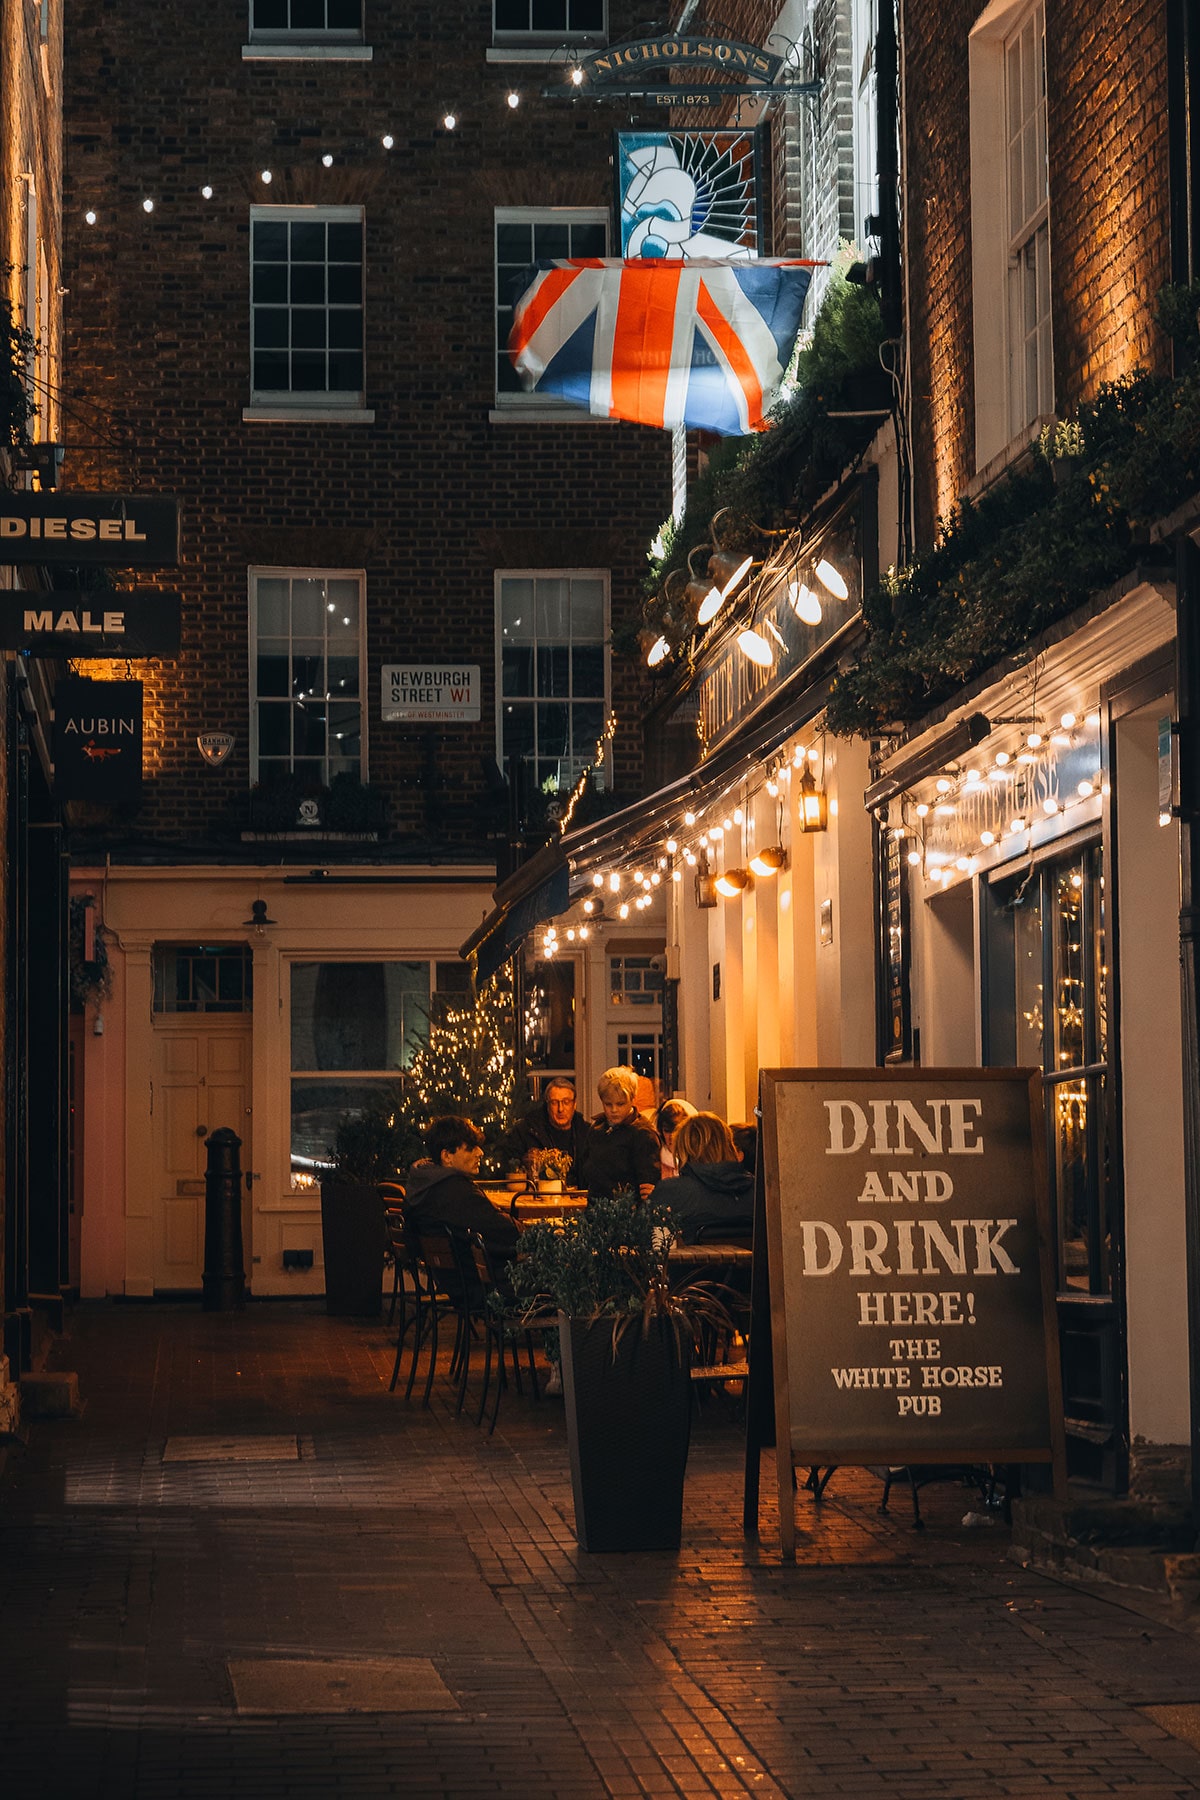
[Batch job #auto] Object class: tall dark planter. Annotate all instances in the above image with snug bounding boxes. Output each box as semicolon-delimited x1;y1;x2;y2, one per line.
559;1311;692;1551
319;1177;385;1318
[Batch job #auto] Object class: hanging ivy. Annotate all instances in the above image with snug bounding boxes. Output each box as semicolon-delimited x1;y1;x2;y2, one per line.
825;286;1200;737
69;896;112;1010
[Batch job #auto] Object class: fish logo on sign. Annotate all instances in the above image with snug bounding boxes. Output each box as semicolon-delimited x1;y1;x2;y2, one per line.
197;732;234;767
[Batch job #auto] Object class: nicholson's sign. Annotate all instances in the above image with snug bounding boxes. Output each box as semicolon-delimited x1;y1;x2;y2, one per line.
580;36;783;85
0;493;181;566
757;1067;1063;1551
0;591;181;656
53;676;143;804
381;663;481;724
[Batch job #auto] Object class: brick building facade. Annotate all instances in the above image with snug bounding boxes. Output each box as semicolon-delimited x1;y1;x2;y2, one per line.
60;3;680;1299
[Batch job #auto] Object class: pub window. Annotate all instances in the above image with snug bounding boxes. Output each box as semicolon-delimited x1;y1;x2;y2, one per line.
250;0;363;39
1003;2;1052;434
250;566;365;785
250;207;364;405
608;955;663;1007
153;945;254;1013
985;842;1109;1294
496;570;608;822
493;0;605;42
494;208;607;407
612;1028;664;1092
525;957;576;1078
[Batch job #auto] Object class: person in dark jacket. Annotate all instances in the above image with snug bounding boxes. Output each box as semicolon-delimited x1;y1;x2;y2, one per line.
403;1117;520;1272
666;1112;754;1243
500;1079;594;1185
585;1065;661;1201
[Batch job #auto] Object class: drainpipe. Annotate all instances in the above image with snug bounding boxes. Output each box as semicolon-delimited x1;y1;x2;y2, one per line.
1176;531;1200;1512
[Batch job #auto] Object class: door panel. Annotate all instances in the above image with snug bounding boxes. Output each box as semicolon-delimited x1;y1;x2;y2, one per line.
152;1023;252;1291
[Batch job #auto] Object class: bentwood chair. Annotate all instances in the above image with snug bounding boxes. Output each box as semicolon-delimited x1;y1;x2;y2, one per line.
410;1225;474;1410
461;1230;556;1434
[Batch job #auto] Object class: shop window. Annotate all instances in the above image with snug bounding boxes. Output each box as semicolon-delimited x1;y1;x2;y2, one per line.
608;955;663;1008
250;567;364;785
250;207;364;405
153;945;254;1013
493;0;605;43
985;843;1109;1294
494;208;607;407
290;960;464;1183
496;570;608;820
969;0;1052;466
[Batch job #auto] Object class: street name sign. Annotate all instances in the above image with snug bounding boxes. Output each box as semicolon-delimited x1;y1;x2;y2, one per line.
381;664;481;723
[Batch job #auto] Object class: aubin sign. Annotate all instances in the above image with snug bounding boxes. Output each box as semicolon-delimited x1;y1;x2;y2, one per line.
760;1068;1062;1477
0;494;181;566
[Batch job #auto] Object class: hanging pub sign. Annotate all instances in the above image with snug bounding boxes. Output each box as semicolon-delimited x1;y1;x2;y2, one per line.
0;493;181;566
616;130;761;259
0;591;181;656
751;1067;1065;1556
380;663;480;724
53;677;143;804
545;33;821;108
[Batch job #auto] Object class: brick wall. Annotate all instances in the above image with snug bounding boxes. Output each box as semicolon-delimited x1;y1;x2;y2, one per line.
902;0;1171;545
62;2;672;851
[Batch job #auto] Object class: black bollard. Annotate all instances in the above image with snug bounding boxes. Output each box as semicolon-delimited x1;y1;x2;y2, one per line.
202;1127;246;1311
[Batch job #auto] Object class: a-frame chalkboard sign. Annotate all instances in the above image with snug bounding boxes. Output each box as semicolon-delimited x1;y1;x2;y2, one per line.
744;1067;1066;1558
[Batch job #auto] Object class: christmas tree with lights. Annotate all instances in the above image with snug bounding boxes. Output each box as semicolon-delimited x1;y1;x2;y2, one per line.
403;968;517;1162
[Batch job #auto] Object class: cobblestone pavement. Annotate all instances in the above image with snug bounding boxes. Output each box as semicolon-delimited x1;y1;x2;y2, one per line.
2;1302;1199;1799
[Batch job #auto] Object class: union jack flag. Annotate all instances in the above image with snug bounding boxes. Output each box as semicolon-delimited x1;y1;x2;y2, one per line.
507;258;818;436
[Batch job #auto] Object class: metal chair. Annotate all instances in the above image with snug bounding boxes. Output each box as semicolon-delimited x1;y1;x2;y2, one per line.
410;1225;474;1410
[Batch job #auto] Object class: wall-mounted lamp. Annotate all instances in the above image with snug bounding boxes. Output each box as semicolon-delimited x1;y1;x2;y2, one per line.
243;898;276;938
715;867;751;898
748;844;787;878
798;767;829;833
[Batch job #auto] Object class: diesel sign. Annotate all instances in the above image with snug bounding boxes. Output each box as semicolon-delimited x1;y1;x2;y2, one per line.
0;494;181;566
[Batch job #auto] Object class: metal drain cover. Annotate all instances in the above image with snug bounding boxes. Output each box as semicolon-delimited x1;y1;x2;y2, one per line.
227;1657;458;1715
162;1435;300;1463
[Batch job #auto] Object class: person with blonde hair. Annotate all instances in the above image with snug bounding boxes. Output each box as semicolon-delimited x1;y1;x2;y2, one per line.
656;1096;698;1180
585;1065;661;1201
666;1110;754;1243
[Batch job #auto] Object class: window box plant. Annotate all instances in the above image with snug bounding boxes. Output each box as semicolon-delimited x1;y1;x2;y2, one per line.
510;1194;733;1551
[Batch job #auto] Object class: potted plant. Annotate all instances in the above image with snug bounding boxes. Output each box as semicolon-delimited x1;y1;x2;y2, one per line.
509;1194;733;1552
525;1146;573;1193
319;1103;413;1318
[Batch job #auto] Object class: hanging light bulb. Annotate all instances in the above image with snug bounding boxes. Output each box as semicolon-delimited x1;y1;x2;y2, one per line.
907;848;922;867
381;134;394;149
684;811;696;827
814;557;849;599
142;197;155;212
665;838;678;855
84;209;97;224
733;806;744;824
608;872;620;891
618;901;629;919
787;580;823;625
507;90;520;108
749;845;786;878
646;635;670;667
980;830;996;847
260;170;272;184
570;63;584;85
583;898;594;914
737;628;773;667
200;185;213;199
592;872;603;887
442;112;457;130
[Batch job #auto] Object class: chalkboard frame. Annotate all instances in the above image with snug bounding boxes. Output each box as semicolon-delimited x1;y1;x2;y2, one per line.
753;1066;1066;1558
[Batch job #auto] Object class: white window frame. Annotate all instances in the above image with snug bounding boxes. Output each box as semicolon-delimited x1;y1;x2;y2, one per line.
493;206;609;421
494;568;611;805
243;0;372;61
489;0;606;56
970;0;1053;471
245;205;374;423
851;0;879;251
249;566;368;785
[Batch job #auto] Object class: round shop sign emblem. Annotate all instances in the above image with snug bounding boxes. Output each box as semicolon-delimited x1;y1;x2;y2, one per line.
197;732;235;766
